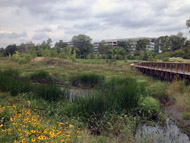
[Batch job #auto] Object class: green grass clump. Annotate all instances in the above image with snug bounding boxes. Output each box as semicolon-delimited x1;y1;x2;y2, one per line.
74;77;144;117
70;73;105;87
2;69;19;77
0;70;65;101
147;81;168;100
33;84;64;102
30;71;52;82
139;96;160;118
183;112;190;120
0;70;32;95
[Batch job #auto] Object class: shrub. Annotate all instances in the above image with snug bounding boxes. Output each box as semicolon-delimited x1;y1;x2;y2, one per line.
139;96;160;118
30;71;51;81
148;82;168;100
183;112;190;120
70;73;105;87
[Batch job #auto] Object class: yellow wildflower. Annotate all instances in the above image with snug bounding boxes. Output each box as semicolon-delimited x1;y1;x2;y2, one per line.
22;139;26;143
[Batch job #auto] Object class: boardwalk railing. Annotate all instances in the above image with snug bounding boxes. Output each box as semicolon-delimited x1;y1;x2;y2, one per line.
131;62;190;80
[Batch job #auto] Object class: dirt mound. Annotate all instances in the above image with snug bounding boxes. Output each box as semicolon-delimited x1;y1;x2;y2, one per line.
33;57;46;62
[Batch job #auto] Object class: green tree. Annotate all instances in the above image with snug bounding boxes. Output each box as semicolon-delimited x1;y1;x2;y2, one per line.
72;34;94;58
19;42;35;54
0;48;5;57
117;41;131;51
54;40;68;50
98;41;113;55
155;36;170;52
29;48;37;61
136;39;149;51
169;33;186;51
183;40;190;59
186;19;190;32
5;44;18;57
114;46;127;60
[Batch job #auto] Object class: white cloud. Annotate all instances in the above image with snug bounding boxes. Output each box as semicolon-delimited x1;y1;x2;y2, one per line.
0;0;189;47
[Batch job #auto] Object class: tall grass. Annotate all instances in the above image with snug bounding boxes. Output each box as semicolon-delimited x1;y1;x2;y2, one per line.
70;73;105;87
0;70;32;95
33;84;64;102
0;70;65;101
30;71;53;83
74;77;145;117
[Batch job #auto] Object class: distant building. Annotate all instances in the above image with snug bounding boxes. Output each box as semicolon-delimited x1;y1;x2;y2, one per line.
94;37;156;52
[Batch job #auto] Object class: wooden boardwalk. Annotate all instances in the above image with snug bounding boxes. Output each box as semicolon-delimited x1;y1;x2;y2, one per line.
131;62;190;81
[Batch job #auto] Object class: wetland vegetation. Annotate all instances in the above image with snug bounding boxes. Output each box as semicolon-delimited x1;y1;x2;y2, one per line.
0;57;190;142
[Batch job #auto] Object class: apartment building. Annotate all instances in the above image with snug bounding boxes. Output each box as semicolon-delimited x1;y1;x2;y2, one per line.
94;37;156;52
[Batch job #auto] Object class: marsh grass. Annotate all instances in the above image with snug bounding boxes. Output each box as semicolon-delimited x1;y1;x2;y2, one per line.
70;73;105;87
33;84;64;102
167;81;190;112
147;82;168;100
74;77;145;117
0;70;65;101
0;70;32;95
30;71;50;80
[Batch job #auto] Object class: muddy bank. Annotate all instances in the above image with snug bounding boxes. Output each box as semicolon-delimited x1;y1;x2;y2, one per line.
136;118;190;143
164;105;190;137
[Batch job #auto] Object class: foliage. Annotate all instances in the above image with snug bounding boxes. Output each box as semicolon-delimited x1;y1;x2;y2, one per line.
30;71;52;82
70;73;105;87
139;96;160;118
74;77;145;117
0;70;65;101
33;84;64;102
72;34;94;58
183;112;190;120
147;82;168;100
0;48;5;57
0;70;32;96
117;41;131;51
0;103;81;143
4;44;18;57
136;39;149;51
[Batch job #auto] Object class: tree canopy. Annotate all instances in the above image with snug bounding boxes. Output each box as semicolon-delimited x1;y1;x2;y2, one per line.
72;34;94;58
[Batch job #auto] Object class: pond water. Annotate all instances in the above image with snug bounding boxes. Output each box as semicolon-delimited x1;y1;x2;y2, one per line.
135;118;190;143
62;87;94;102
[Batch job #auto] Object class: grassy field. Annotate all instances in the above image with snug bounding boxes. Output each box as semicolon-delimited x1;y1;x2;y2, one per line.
0;57;189;142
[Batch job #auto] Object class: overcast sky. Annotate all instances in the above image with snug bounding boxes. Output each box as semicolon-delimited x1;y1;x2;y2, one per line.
0;0;190;47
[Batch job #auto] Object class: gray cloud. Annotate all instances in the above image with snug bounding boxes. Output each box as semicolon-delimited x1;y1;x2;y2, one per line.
0;31;27;39
36;27;53;33
32;33;49;40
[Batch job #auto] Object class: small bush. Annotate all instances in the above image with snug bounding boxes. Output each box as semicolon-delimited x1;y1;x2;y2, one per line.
183;112;190;120
139;96;160;118
70;73;105;87
148;82;168;99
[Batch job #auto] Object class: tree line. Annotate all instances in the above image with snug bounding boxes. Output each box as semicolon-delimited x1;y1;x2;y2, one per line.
0;32;190;62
